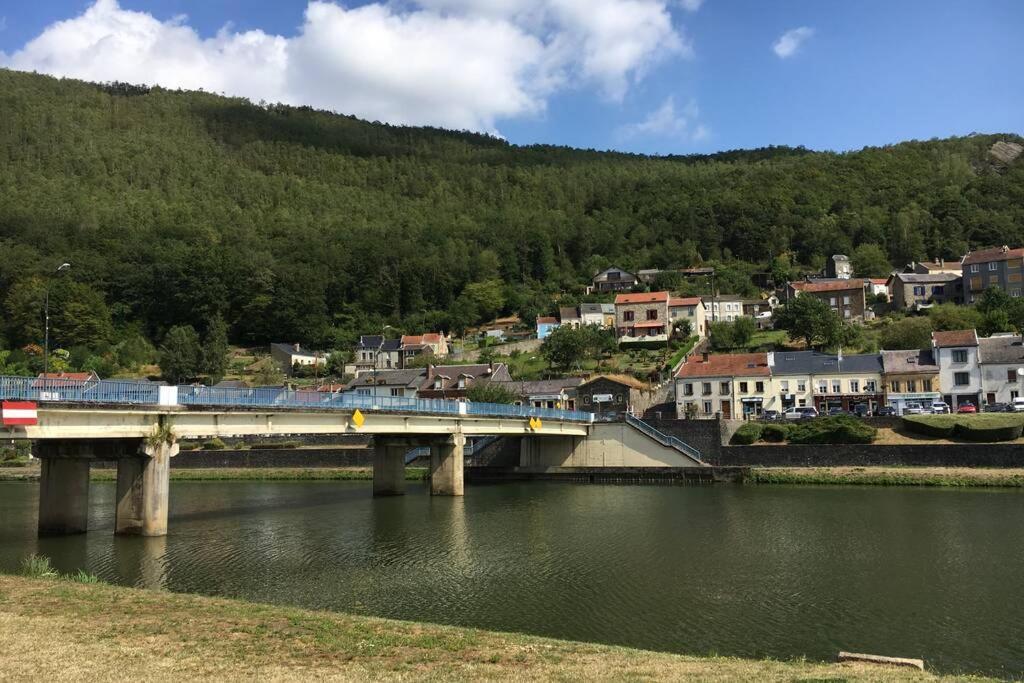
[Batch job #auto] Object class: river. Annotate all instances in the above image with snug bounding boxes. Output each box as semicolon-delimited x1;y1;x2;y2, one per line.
1;480;1022;677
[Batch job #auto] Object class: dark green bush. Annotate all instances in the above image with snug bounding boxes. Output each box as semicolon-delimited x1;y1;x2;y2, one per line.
730;422;763;445
761;423;792;442
901;416;956;438
788;415;876;444
258;441;303;450
954;423;1023;442
202;438;227;450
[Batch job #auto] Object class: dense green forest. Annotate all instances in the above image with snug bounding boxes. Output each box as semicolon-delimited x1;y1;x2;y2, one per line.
0;68;1022;375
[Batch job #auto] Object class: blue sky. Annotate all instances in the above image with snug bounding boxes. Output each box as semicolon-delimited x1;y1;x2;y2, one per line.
1;1;1021;154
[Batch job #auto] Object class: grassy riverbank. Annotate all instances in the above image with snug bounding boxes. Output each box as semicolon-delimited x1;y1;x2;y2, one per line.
0;466;427;483
0;573;990;681
751;467;1024;488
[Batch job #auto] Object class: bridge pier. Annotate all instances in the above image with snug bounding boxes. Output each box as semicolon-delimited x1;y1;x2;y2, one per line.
38;457;91;535
373;440;409;496
430;433;466;496
115;441;178;536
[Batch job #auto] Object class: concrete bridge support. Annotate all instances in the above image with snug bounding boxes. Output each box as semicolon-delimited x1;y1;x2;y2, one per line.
430;433;466;496
115;441;179;536
373;440;409;496
38;457;91;535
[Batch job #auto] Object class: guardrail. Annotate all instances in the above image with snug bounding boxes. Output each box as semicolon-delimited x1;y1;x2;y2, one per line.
625;413;703;461
0;375;594;424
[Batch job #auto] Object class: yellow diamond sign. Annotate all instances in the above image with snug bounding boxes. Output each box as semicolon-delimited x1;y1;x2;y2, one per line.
528;417;537;430
535;418;542;431
351;409;365;428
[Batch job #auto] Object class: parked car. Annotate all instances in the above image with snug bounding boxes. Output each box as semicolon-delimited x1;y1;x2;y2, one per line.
827;407;849;416
783;406;818;420
957;402;977;414
930;401;951;414
1013;397;1024;412
760;410;781;421
875;406;896;417
984;402;1011;413
852;404;872;417
903;402;926;415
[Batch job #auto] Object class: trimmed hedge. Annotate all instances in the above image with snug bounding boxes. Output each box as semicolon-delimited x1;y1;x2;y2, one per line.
787;415;876;445
902;416;956;438
761;423;792;442
202;438;227;450
955;422;1023;442
730;423;763;445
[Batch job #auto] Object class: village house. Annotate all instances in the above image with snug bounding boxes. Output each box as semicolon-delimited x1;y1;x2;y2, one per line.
577;374;652;420
494;377;585;410
536;316;560;340
353;334;447;374
668;296;707;338
344;368;426;399
559;306;582;330
787;279;868;321
881;349;940;414
978;333;1024;405
579;303;614;328
770;351;884;414
824;254;853;279
962;245;1024;303
614;291;671;344
270;343;329;377
907;258;963;276
886;272;961;310
932;329;982;409
706;294;747;322
417;363;512;400
591;266;638;293
675;352;771;419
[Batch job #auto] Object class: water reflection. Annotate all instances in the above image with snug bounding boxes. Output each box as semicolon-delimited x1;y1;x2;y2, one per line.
1;480;1023;677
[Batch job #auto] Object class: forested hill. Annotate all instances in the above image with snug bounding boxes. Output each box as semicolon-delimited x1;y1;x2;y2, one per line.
0;68;1022;355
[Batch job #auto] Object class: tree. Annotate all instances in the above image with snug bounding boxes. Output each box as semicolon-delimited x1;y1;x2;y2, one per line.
672;318;692;338
326;349;352;377
732;317;756;347
927;303;984;332
541;325;589;370
879;316;932;350
851;243;892;278
252;356;286;387
200;316;229;382
159;325;201;384
466;382;518;404
774;295;843;349
462;280;505;322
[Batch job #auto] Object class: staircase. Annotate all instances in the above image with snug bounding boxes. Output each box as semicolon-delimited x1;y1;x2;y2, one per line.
404;435;500;464
624;413;703;463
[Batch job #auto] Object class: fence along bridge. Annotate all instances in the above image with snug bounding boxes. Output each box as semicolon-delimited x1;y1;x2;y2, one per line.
0;376;702;538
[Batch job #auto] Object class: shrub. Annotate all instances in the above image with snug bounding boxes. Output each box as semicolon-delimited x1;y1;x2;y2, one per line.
902;416;956;438
202;437;227;450
178;442;201;451
20;554;57;578
730;422;763;445
788;415;876;445
954;422;1023;442
761;423;791;442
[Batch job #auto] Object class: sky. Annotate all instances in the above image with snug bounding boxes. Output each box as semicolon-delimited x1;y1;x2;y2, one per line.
0;0;1021;155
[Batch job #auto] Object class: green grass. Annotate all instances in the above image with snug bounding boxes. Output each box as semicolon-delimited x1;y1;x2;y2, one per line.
751;467;1024;488
903;414;1024;442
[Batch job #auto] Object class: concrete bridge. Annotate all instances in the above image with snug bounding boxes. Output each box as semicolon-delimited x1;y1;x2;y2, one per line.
1;376;703;538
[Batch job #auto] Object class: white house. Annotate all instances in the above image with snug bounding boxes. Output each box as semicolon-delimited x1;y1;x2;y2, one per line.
932;329;982;409
979;334;1024;405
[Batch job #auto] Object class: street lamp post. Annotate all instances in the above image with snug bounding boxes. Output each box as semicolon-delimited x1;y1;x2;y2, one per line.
43;262;72;381
372;325;398;392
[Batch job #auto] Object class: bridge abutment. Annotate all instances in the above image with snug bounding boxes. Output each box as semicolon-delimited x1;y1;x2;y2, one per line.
430;433;466;496
373;440;409;496
115;441;178;536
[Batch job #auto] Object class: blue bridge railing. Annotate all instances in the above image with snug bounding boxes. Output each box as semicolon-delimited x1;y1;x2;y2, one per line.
0;376;594;424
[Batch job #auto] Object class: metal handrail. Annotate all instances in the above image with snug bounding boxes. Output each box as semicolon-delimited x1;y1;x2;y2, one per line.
624;413;703;460
0;375;595;424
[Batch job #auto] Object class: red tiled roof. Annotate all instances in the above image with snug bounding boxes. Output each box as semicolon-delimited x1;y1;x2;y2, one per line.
870;278;889;285
669;296;702;307
536;316;558;324
37;372;94;381
632;320;667;329
676;352;771;378
932;329;978;348
614;291;670;304
791;279;866;293
962;246;1024;265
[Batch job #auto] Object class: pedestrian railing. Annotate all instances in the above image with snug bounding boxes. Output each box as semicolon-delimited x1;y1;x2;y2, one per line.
0;375;594;424
624;413;703;461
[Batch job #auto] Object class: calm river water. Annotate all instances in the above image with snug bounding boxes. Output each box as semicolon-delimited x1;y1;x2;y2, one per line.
2;480;1022;677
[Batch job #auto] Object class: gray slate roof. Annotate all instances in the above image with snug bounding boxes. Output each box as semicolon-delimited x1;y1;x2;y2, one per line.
345;368;426;390
492;378;585;396
979;335;1024;364
770;350;883;375
881;349;938;374
579;303;604;315
890;272;961;283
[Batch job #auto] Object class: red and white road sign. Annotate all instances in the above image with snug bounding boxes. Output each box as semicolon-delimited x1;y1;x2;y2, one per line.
2;401;38;426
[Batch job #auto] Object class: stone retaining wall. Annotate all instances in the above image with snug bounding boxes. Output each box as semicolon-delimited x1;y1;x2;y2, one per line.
715;444;1024;468
170;448;373;468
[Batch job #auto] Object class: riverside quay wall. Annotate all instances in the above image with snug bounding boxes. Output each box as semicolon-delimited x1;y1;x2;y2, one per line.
643;417;1024;468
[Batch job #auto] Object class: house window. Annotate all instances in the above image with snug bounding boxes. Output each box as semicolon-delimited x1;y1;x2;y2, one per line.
798;399;807;406
829;297;837;306
952;349;968;363
906;380;916;392
817;380;828;393
933;285;944;296
433;378;442;390
913;286;925;296
865;380;877;392
390;388;402;396
970;264;979;273
702;382;712;396
797;381;807;392
780;380;790;393
1014;290;1022;298
850;379;860;393
357;388;371;396
720;382;730;395
843;295;851;305
646;309;658;320
923;379;932;391
1008;369;1018;382
755;381;765;393
954;372;970;386
831;380;842;394
1013;390;1021;400
739;381;748;393
844;309;852;319
703;401;712;414
989;262;998;271
891;381;901;392
624;311;634;322
684;382;694;396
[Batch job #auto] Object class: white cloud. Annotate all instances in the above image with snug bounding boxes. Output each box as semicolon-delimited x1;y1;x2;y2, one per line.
772;26;814;59
677;0;704;11
618;95;707;143
0;0;691;132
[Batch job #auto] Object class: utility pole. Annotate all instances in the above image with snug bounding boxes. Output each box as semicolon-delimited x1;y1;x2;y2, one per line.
43;262;71;382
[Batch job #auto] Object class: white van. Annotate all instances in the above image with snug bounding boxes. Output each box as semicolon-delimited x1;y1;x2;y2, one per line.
1012;397;1024;412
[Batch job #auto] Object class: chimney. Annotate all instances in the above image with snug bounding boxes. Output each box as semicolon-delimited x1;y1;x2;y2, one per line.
427;363;434;381
488;360;494;374
293;343;301;353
